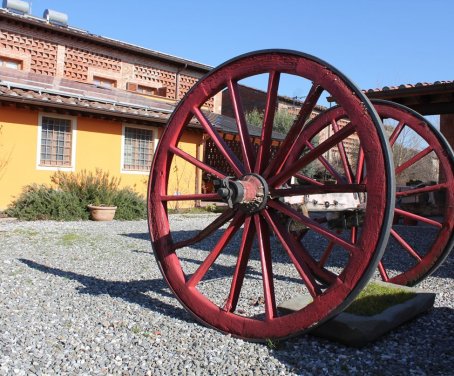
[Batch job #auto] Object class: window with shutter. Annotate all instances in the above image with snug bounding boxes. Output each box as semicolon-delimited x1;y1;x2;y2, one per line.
37;114;76;170
122;125;157;173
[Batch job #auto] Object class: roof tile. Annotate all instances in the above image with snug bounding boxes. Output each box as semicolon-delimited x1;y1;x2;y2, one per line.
364;80;453;94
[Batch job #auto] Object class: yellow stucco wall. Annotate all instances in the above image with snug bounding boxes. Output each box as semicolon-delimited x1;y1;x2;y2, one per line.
167;131;204;210
0;107;203;210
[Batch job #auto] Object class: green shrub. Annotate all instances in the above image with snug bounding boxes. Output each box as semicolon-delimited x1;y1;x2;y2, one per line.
112;188;147;220
6;185;87;221
7;169;147;221
51;169;120;207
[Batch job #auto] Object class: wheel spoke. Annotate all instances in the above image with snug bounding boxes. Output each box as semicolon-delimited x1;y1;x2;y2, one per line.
263;84;323;178
268;200;359;256
171;209;236;252
378;261;390;282
303;140;345;183
355;146;365;184
351;227;358;244
293;173;325;186
395;146;433;176
318;241;335;268
331;119;353;183
192;106;245;177
170;145;227;180
396;183;448;197
162;193;221;201
394;208;443;228
390;229;422;262
253;214;277;320
269;122;357;187
187;212;245;287
227;80;256;172
254;71;280;174
271;183;366;197
263;210;330;296
224;217;255;313
388;120;405;146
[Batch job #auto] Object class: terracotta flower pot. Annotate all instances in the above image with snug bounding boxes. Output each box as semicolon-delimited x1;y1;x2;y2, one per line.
87;205;117;221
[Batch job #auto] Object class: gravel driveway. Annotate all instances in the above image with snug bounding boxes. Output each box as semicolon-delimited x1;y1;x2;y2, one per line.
0;216;453;375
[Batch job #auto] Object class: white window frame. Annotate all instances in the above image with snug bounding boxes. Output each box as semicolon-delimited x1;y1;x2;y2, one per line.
36;113;77;171
121;124;158;175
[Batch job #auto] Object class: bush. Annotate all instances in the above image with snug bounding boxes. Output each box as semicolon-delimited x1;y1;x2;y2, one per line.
51;169;120;207
6;185;87;221
112;188;147;220
7;170;147;221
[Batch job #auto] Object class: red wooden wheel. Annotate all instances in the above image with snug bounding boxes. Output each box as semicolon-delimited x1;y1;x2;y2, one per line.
147;50;394;340
372;100;454;285
303;100;454;286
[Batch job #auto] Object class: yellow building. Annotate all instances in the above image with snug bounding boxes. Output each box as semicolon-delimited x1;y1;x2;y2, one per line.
0;5;219;210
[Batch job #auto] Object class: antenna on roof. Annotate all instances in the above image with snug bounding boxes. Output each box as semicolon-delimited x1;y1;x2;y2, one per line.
2;0;30;15
43;9;68;26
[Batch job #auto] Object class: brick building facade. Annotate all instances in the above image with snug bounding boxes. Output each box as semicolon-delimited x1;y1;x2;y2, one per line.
0;9;216;108
0;7;220;209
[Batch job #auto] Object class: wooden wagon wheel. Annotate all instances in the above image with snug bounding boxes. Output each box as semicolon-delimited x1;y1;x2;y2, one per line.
301;100;454;286
372;100;454;285
147;50;395;340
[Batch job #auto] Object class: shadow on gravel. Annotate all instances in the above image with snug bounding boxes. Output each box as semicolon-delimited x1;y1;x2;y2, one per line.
270;306;454;375
178;256;306;286
430;249;454;279
122;232;150;241
121;230;454;281
18;259;197;325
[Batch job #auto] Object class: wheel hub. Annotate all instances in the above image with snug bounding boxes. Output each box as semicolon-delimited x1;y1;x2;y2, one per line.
216;174;269;214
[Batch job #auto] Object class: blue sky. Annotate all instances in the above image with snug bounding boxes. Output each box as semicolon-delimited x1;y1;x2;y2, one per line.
29;0;452;98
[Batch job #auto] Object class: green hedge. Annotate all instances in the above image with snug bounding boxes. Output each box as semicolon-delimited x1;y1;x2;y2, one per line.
6;185;87;221
7;170;147;221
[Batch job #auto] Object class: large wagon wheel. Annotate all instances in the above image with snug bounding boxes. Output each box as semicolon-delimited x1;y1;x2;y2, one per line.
147;50;395;340
301;100;454;286
372;100;454;285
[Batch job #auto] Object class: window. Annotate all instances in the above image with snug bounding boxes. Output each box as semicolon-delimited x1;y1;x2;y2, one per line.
93;76;116;88
137;84;157;95
122;126;156;172
0;57;22;70
126;82;167;97
37;115;76;170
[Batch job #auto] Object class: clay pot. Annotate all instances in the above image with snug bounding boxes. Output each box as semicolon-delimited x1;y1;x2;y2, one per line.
87;205;117;221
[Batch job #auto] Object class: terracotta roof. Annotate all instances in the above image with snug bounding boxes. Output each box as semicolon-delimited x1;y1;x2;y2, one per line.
362;80;454;115
0;76;173;124
364;80;454;95
0;72;286;140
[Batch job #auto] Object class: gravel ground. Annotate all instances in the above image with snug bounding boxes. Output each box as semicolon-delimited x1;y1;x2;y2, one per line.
0;216;452;376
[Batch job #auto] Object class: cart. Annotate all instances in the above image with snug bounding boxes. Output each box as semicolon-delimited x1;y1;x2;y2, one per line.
147;50;454;340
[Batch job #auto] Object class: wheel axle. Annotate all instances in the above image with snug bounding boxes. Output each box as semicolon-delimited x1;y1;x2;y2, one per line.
215;174;269;214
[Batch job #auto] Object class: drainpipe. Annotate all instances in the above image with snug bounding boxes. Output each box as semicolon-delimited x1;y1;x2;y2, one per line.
175;63;188;101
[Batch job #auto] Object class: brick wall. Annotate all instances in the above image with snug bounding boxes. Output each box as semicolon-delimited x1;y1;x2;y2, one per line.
0;16;213;109
0;28;58;75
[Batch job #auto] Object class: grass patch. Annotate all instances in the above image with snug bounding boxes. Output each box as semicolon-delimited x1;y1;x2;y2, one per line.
13;229;39;238
60;233;84;246
131;325;141;334
345;282;416;316
168;205;227;215
266;338;281;350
